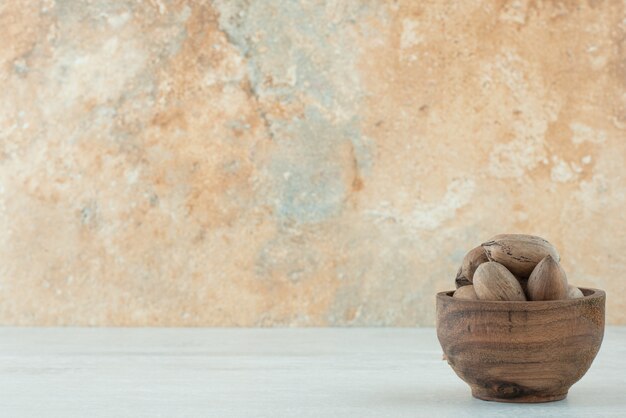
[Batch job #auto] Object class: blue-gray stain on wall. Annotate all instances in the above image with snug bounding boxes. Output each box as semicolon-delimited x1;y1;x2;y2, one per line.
215;0;373;223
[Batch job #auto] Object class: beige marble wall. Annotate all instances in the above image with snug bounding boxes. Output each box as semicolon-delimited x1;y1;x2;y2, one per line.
1;0;625;326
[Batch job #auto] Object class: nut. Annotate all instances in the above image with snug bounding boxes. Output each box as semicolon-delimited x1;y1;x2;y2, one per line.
527;255;569;301
481;234;560;278
455;246;489;287
473;261;527;301
453;285;479;300
567;285;584;299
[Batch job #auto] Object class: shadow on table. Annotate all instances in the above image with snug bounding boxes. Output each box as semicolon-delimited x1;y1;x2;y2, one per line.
364;385;470;407
367;386;573;408
364;384;625;417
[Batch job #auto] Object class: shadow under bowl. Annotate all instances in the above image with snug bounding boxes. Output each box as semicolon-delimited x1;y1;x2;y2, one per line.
436;287;605;403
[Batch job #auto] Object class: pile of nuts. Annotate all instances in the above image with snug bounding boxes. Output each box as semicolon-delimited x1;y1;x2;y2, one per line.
453;234;583;301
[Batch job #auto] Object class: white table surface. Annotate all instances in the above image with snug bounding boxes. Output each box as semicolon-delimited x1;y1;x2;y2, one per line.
0;327;624;417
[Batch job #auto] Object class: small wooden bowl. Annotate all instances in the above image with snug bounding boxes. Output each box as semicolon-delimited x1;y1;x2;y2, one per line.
436;287;605;403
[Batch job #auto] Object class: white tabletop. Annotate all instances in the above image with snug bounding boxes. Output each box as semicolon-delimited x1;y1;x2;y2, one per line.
0;327;624;417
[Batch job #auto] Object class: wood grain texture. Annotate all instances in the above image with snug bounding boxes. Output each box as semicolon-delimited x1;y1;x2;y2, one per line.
436;288;605;403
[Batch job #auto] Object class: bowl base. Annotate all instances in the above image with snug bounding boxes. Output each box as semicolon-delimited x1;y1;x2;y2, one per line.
471;388;568;403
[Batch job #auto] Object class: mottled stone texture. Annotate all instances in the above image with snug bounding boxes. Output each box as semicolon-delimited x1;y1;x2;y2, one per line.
0;0;625;326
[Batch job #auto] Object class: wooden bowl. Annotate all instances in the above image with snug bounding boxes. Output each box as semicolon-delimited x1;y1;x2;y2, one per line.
436;287;605;403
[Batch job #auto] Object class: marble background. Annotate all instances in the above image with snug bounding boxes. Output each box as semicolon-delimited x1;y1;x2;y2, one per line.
1;0;625;326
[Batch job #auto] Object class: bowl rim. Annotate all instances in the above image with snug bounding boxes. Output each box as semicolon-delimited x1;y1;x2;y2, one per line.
437;286;605;305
